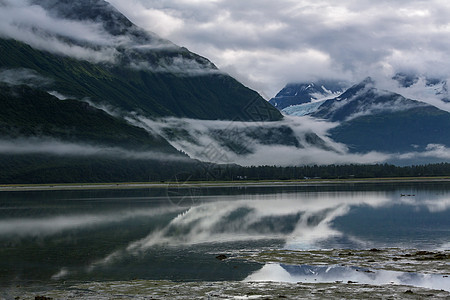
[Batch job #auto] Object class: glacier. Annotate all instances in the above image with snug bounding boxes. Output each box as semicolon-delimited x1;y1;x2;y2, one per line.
282;100;328;116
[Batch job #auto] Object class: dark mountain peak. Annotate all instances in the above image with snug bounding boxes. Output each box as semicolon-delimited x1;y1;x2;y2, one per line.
31;0;170;45
269;79;348;110
332;77;376;103
24;0;218;72
361;76;375;85
349;76;375;91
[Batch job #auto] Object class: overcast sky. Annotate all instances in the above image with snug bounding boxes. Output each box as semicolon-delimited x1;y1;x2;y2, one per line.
106;0;450;98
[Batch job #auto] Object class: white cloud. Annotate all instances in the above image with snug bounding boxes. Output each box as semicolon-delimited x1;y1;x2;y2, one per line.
129;115;392;166
0;206;182;237
0;138;188;161
4;0;450;98
0;68;52;87
0;0;121;62
399;144;450;161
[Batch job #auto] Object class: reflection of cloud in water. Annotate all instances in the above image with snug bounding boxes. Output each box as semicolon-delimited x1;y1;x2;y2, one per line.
0;207;181;237
67;188;449;279
245;264;450;292
398;195;450;213
87;192;392;271
127;192;391;251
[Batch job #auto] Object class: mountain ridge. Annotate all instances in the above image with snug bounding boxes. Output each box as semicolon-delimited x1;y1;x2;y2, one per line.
272;77;450;155
269;80;348;110
1;0;282;121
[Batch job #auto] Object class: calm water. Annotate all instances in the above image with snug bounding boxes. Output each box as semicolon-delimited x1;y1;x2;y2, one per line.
0;182;449;293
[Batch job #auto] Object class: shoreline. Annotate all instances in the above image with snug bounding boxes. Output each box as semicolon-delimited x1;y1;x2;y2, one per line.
1;177;450;192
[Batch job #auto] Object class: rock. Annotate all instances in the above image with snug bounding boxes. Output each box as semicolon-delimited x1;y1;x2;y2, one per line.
369;248;382;252
216;254;227;260
415;251;435;256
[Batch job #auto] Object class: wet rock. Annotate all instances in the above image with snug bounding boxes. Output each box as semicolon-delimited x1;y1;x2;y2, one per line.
404;290;414;294
35;297;53;300
415;252;449;261
216;254;228;260
433;253;448;260
369;248;382;252
414;251;435;256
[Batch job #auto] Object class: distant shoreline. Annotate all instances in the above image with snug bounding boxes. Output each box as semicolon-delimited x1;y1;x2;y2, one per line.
1;177;449;192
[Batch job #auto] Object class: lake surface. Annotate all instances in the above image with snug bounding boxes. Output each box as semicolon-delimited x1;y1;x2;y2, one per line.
1;181;449;298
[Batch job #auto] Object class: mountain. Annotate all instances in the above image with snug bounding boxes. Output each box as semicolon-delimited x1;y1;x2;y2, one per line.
0;83;176;151
269;80;348;111
310;77;427;122
309;78;450;153
0;0;287;183
393;73;449;103
0;82;204;183
0;0;282;122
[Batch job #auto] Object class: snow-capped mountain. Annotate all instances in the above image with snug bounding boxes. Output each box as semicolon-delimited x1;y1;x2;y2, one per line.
311;77;429;122
392;73;449;104
271;76;450;159
269;80;348;111
306;77;450;153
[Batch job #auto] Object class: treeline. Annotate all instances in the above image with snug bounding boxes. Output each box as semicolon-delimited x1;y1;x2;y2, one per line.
1;154;449;184
187;163;450;182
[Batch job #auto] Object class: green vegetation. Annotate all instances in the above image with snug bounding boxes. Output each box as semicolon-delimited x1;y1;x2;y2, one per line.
0;154;197;184
0;38;282;121
0;83;176;151
0;156;449;184
184;163;450;181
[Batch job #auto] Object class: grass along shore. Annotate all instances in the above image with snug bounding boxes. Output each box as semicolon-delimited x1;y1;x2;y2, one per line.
1;176;450;192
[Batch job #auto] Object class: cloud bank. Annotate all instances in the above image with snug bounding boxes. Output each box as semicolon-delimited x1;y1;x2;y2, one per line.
0;0;122;62
0;0;218;74
127;115;450;166
0;68;52;87
0;138;187;161
107;0;450;98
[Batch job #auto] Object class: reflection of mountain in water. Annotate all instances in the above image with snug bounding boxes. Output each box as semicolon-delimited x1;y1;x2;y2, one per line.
245;263;450;292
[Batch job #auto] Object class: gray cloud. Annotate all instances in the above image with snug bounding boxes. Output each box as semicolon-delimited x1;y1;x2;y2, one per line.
375;76;450;113
0;68;52;87
0;138;188;161
398;144;450;161
0;0;121;62
0;0;219;74
107;0;450;98
127;114;450;166
0;207;182;237
130;115;392;166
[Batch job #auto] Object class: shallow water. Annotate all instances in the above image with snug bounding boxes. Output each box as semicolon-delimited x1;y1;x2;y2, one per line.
0;182;449;298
